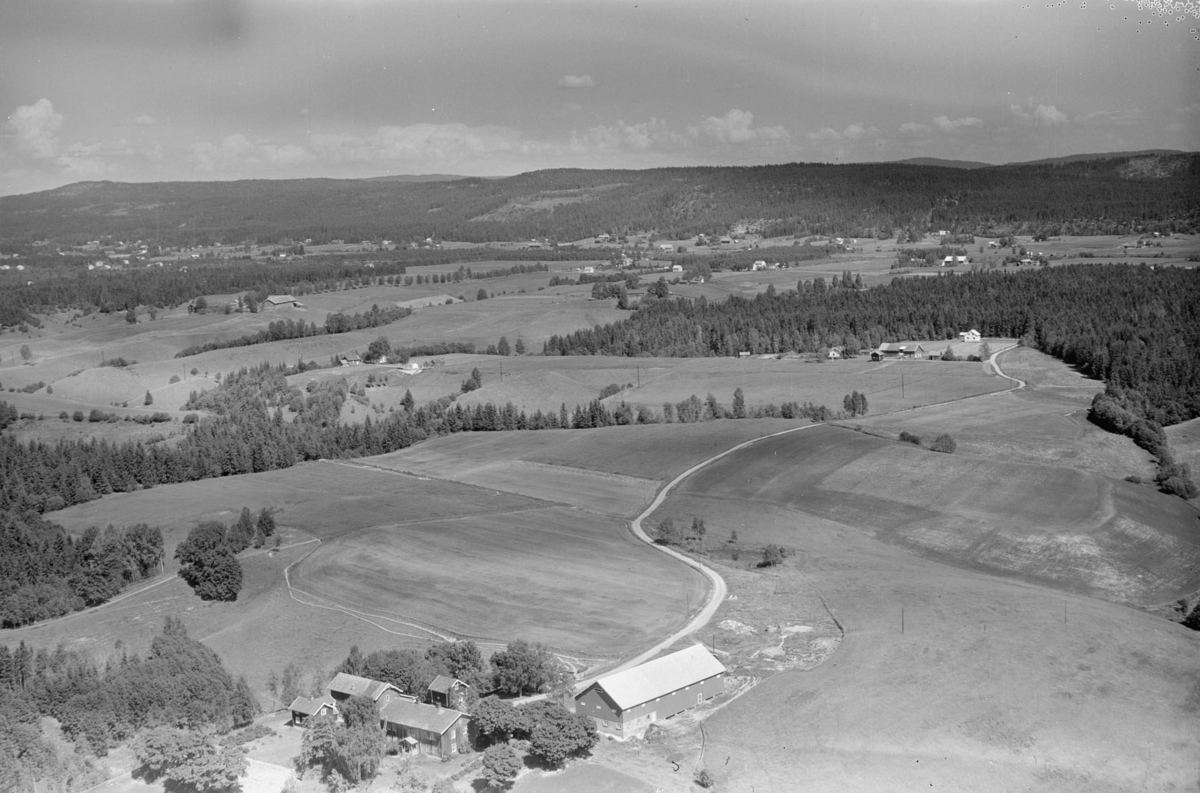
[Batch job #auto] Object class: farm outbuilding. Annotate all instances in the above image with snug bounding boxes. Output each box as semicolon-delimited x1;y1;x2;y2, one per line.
574;644;726;740
263;294;301;309
378;699;469;758
326;672;407;706
958;329;982;343
875;342;927;360
288;694;337;725
428;675;471;710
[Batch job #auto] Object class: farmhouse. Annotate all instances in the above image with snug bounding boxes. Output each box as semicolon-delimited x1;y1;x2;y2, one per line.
263;294;301;309
574;644;726;740
958;329;982;343
339;353;362;366
326;672;407;706
875;342;927;359
827;346;844;359
288;694;337;725
397;361;422;375
659;244;674;253
378;698;469;758
672;264;684;273
941;256;968;266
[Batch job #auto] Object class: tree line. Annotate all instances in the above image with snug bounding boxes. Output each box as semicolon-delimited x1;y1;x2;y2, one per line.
175;303;413;358
0;515;163;628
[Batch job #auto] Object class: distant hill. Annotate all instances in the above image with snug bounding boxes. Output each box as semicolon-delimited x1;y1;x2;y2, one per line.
361;174;474;183
1008;149;1185;166
892;157;994;170
2;153;1197;247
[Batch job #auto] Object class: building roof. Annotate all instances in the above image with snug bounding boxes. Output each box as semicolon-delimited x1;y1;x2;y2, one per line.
586;645;726;711
878;342;925;353
327;672;400;701
288;694;336;716
378;699;465;736
264;294;298;304
428;675;466;695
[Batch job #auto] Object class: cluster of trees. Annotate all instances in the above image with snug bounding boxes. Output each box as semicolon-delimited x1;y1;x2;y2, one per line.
474;697;597;768
133;728;246;793
0;514;163;628
174;508;275;602
894;246;970;267
2;618;258;761
333;641;490;703
843;391;869;417
1089;389;1196;498
652;517;708;551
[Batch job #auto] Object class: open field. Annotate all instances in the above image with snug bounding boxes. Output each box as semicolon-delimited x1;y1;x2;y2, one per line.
665;424;1200;606
1166;416;1200;504
9;454;709;694
697;513;1200;792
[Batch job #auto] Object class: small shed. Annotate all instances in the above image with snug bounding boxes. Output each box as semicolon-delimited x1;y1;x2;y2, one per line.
288;694;337;726
428;676;471;710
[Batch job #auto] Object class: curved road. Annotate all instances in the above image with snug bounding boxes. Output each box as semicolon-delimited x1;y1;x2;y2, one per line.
573;422;822;691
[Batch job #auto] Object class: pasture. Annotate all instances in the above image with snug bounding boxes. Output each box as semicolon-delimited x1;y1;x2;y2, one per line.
16;455;709;695
665;424;1200;606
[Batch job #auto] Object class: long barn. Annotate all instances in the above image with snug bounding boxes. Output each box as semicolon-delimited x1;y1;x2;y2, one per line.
574;644;726;739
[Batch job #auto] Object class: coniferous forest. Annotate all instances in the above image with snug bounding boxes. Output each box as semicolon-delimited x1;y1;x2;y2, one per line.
546;264;1200;426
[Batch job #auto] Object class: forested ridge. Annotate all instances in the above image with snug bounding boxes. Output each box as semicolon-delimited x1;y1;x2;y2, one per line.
3;154;1196;247
547;265;1200;426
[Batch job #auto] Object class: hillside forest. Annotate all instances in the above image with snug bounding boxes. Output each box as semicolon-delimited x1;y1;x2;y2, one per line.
1;154;1196;248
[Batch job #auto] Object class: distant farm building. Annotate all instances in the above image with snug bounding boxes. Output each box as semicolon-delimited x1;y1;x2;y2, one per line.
428;675;472;710
575;645;726;740
263;294;301;310
339;353;362;366
957;329;982;343
660;244;674;253
875;342;927;360
671;264;684;272
941;256;968;266
378;698;469;758
827;346;844;359
397;361;422;375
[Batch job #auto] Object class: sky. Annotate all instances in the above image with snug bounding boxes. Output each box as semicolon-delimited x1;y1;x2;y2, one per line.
1;0;1198;195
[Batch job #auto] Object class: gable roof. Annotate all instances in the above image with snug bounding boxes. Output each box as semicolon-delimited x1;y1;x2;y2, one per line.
378;699;465;736
586;645;726;711
265;294;298;304
288;694;336;716
428;675;467;695
327;672;401;701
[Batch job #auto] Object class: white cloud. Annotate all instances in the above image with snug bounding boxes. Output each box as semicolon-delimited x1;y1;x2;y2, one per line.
4;99;63;159
557;74;597;90
190;134;313;172
1077;109;1145;126
898;122;931;136
933;115;983;133
693;109;789;145
1010;103;1068;126
134;114;157;126
842;123;878;140
573;118;688;153
808;127;841;142
311;123;537;164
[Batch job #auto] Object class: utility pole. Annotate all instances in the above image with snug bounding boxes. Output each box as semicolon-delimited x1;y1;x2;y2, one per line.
901;374;905;399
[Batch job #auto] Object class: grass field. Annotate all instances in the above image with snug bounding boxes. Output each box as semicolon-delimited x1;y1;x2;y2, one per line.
1166;416;1200;505
663;424;1200;606
849;347;1155;481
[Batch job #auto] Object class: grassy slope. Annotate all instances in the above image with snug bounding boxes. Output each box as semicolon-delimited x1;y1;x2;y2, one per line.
701;523;1200;792
673;425;1200;605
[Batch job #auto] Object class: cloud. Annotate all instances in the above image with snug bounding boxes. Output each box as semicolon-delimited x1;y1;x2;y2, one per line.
933;115;982;133
574;118;688;152
311;123;538;164
190;133;313;172
134;114;157;126
1010;103;1068;126
693;109;789;145
842;123;878;140
1076;109;1145;126
808;127;841;142
4;99;63;159
557;74;597;90
898;122;931;136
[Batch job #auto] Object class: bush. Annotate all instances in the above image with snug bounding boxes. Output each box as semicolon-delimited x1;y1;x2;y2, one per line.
1124;475;1143;484
930;433;956;453
696;769;716;788
170;374;181;384
759;544;790;567
898;431;922;445
72;410;84;422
